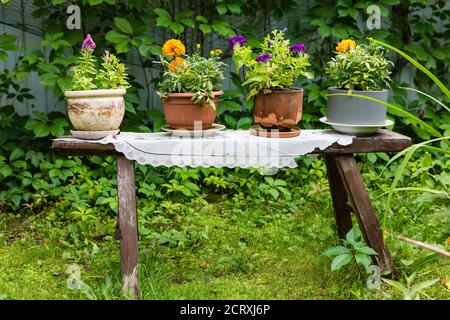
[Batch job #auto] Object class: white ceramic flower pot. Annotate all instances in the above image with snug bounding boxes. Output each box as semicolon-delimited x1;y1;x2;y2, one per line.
65;89;126;131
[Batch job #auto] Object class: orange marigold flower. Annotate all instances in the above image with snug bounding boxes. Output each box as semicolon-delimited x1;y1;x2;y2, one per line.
336;39;357;53
215;49;223;55
162;39;186;57
169;57;186;72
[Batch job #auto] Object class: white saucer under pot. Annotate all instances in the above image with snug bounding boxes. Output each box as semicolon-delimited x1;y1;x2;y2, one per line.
319;117;393;136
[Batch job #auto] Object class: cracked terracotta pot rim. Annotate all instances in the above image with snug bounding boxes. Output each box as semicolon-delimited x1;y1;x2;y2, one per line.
64;89;126;98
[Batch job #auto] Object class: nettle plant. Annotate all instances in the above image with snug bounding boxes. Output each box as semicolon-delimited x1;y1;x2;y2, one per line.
231;29;313;99
326;39;393;91
69;35;129;91
156;39;226;109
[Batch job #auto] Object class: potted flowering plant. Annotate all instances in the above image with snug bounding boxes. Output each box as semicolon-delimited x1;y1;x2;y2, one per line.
64;35;129;139
231;30;313;133
156;39;226;130
325;39;393;126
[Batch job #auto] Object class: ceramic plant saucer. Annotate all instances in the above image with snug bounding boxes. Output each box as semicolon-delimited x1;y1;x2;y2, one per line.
161;123;226;137
319;117;394;136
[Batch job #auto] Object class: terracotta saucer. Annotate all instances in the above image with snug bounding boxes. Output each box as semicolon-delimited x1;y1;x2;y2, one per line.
250;125;301;138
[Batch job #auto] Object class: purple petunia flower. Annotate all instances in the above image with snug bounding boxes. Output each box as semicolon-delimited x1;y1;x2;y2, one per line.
81;34;96;52
226;35;248;49
289;43;306;55
255;53;271;63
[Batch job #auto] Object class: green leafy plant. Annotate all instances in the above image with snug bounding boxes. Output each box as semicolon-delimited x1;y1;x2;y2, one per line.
334;39;450;229
322;227;378;272
382;272;439;300
232;29;313;99
156;39;226;109
69;35;129;91
326;40;393;91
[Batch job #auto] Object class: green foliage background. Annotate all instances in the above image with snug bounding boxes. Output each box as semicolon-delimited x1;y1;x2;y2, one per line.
0;0;449;299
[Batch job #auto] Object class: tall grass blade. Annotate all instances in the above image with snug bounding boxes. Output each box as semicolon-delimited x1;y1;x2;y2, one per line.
400;87;450;113
368;38;450;98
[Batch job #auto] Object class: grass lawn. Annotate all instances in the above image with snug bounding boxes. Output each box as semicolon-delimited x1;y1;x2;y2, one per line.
0;182;448;300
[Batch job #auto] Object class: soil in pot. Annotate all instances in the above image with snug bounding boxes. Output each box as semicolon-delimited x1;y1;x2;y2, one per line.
162;91;223;130
253;88;303;129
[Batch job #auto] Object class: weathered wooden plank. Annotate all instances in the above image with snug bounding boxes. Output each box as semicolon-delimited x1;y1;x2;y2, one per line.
325;155;353;238
312;130;411;154
335;155;396;276
52;139;116;156
52;129;411;156
116;154;140;298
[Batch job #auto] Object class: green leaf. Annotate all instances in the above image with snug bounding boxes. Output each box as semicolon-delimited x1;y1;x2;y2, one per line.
153;8;171;18
236;117;253;130
216;3;227;15
196;15;208;23
212;20;234;36
175;10;193;20
367;153;377;163
410;278;439;297
0;164;12;178
114;17;133;35
10;148;24;162
331;254;352;271
139;44;161;57
345;228;360;246
355;253;372;270
180;18;195;28
34;124;51;137
199;24;212;34
169;22;184;35
355;246;378;256
105;30;130;44
227;3;241;15
156;16;172;27
322;246;351;256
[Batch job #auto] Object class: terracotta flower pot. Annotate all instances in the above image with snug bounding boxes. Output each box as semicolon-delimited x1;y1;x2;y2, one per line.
65;89;126;131
253;88;303;129
162;91;223;130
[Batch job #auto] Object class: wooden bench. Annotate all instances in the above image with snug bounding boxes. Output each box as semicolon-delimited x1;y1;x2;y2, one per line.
53;129;411;297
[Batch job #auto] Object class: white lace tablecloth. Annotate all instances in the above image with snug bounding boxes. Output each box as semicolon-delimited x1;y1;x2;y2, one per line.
61;130;354;168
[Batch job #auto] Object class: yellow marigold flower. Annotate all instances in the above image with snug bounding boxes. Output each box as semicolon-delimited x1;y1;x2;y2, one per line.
215;49;223;55
440;278;450;290
336;39;357;53
162;39;186;57
169;57;186;72
196;43;201;49
210;50;215;55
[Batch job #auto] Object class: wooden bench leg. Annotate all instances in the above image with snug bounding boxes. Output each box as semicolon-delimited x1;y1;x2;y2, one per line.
116;154;140;298
333;154;396;276
325;155;353;238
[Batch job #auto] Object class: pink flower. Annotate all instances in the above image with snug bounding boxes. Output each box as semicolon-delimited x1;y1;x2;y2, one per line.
81;34;96;52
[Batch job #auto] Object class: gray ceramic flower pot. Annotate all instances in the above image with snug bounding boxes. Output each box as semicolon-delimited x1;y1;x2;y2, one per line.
327;87;388;125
